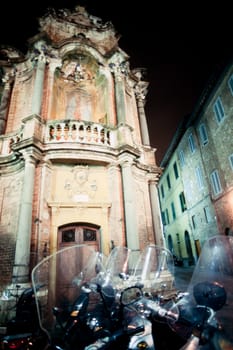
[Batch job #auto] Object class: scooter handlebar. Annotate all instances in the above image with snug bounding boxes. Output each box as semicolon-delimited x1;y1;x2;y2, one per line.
144;299;179;323
84;325;145;350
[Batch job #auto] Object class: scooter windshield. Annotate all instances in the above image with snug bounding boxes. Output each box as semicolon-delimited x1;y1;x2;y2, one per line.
101;245;175;300
133;244;175;298
31;244;105;339
171;235;233;344
100;246;139;295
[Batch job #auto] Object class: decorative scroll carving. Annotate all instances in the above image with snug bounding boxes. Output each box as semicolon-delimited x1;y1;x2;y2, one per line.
31;40;50;65
60;57;94;83
109;61;129;76
134;81;149;100
64;165;97;202
132;68;149;100
109;53;129;78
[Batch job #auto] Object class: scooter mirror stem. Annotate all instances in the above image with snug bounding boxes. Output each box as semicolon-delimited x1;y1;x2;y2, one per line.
180;334;199;350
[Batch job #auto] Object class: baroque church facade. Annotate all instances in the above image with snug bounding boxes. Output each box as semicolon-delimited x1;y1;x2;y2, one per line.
0;6;162;293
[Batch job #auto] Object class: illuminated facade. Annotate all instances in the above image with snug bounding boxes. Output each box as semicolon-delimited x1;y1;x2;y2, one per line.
0;6;162;296
158;59;233;264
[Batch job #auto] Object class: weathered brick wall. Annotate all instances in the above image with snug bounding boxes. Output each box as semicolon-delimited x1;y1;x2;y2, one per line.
0;171;23;291
0;233;15;292
5;72;34;134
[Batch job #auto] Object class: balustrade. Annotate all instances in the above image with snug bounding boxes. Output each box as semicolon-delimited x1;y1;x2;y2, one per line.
0;120;112;156
47;121;111;145
0;132;23;155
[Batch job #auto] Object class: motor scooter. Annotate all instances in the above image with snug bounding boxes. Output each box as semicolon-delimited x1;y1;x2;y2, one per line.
0;286;47;349
169;235;233;350
31;244;109;349
84;244;184;350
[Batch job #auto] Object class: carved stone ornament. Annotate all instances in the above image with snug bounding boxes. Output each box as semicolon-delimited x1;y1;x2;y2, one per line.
64;165;97;202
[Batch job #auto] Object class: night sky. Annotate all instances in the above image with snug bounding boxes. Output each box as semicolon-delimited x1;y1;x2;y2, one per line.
0;1;232;164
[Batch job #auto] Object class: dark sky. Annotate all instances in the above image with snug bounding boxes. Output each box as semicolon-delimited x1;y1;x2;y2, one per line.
0;1;232;164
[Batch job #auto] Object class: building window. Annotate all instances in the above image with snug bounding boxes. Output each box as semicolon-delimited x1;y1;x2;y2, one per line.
83;228;96;241
191;215;196;229
213;97;225;123
62;229;75;242
161;211;166;225
176;233;181;257
199;123;208;145
173;162;179;179
228;74;233;96
229;154;233;170
179;191;187;212
210;169;222;195
171;202;176;220
204;206;211;223
167;174;171;190
195;166;204;189
165;208;170;225
188;133;196;153
160;184;165;198
179;150;185;167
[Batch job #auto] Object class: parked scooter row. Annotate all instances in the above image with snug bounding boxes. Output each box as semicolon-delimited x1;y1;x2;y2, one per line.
1;235;233;350
0;285;47;349
31;244;175;350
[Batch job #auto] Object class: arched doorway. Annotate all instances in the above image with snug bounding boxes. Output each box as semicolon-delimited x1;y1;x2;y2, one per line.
167;235;173;253
58;223;100;251
184;230;194;265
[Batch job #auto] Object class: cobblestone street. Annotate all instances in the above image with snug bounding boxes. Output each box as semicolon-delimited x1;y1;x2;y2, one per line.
173;265;195;292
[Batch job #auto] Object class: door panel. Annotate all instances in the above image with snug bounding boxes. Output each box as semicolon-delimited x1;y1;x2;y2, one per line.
56;224;100;304
58;224;100;251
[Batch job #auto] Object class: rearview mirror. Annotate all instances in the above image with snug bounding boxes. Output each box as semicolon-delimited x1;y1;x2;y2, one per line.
121;286;142;306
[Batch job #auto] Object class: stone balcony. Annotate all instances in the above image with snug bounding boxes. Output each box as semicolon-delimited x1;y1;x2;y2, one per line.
0;115;157;168
46;120;112;146
0;117;117;156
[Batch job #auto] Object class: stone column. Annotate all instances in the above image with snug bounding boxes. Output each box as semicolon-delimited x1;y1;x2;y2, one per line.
114;74;126;124
12;152;38;283
31;42;47;116
134;80;150;146
120;156;139;251
149;180;164;246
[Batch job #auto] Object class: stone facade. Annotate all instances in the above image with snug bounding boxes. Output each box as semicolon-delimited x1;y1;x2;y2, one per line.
158;59;233;264
0;5;162;303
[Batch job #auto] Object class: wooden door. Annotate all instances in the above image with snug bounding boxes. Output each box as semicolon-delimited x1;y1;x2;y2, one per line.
56;224;100;305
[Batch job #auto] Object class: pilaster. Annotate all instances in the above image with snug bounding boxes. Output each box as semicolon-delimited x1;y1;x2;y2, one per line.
149;178;164;246
31;41;48;116
12;149;41;283
120;155;139;251
109;58;129;125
